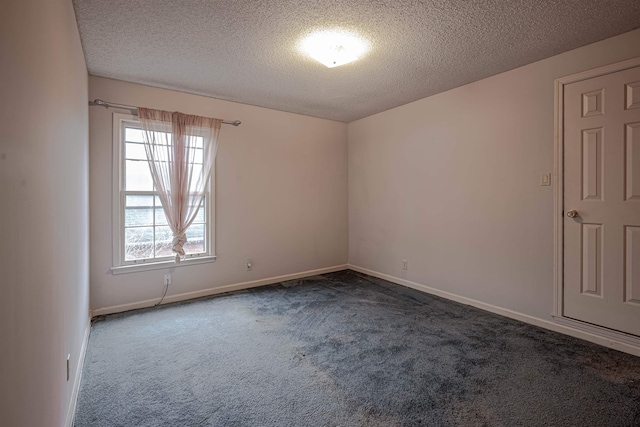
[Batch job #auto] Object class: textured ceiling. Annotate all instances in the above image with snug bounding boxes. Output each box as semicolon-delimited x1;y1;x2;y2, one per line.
73;0;640;122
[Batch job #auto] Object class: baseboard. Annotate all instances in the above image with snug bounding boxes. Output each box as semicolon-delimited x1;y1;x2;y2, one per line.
65;317;91;427
551;315;640;349
348;264;640;357
91;264;349;317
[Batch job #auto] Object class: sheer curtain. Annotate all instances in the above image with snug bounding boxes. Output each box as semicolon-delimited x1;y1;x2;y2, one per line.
138;108;222;263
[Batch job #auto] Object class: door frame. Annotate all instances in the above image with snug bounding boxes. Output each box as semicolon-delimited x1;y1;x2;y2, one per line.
553;56;640;345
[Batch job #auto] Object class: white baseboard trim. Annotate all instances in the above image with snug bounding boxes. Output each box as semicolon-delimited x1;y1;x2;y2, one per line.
348;264;640;357
65;317;91;427
91;264;349;317
551;315;640;349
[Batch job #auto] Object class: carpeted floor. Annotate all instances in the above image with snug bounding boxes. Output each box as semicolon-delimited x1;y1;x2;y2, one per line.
75;270;640;426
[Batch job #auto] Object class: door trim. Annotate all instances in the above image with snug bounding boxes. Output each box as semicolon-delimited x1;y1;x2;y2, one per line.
553;56;640;326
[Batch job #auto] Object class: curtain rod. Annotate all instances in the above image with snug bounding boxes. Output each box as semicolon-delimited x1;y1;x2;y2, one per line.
89;99;241;126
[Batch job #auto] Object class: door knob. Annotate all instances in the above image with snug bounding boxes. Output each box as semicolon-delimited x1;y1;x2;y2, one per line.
566;209;579;218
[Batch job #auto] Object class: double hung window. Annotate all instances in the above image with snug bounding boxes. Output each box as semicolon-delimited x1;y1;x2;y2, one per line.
112;113;215;272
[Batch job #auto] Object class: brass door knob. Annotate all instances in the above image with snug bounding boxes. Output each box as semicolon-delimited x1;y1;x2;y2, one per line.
566;210;579;218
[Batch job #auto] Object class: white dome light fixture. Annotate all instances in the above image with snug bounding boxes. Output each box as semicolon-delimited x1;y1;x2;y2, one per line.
299;30;369;68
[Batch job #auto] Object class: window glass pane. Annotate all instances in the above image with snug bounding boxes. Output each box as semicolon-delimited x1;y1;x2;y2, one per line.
126;194;154;207
185;224;205;254
125;195;154;226
125;142;147;160
191;200;205;223
154;200;168;226
151;131;172;145
125;227;154;260
125;160;154;191
125;127;144;143
192;148;203;164
155;226;173;257
189;164;203;192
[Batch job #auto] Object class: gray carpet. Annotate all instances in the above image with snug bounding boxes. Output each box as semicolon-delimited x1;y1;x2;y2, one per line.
75;270;640;426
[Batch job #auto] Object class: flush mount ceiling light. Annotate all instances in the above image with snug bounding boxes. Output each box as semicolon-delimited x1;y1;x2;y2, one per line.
299;30;369;68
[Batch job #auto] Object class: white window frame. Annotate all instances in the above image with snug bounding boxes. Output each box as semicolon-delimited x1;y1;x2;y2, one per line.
111;112;216;274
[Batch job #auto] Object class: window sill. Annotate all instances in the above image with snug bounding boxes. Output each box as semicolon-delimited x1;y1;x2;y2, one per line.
111;255;217;275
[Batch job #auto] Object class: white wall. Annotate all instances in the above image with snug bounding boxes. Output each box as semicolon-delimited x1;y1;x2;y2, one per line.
89;77;348;311
0;0;90;426
348;29;640;322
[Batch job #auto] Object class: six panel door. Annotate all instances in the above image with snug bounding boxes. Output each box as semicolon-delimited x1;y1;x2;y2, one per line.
564;65;640;336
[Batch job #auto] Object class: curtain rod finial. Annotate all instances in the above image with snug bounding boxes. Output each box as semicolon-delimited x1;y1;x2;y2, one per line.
93;99;108;108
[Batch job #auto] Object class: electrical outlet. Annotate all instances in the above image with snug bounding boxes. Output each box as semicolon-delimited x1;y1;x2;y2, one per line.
402;260;408;270
66;354;70;381
246;260;253;271
164;274;171;286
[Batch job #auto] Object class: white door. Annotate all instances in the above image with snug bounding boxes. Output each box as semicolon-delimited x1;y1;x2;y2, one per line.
564;65;640;336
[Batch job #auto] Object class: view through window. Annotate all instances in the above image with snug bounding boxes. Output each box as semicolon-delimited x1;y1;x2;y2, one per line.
119;123;210;264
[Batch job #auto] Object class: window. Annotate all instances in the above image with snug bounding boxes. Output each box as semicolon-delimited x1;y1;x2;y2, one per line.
112;113;215;273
